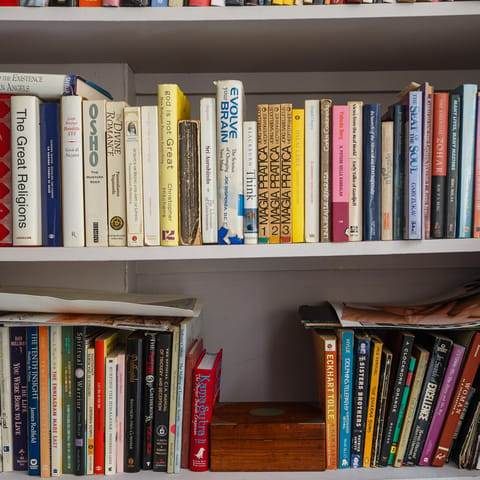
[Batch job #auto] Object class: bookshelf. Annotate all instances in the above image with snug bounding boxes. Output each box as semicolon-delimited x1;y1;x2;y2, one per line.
1;3;480;478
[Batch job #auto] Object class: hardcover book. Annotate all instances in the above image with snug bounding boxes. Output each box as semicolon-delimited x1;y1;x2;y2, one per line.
0;95;12;247
279;103;292;244
348;100;363;241
291;109;305;243
257;104;269;243
243;120;258;245
268;104;281;244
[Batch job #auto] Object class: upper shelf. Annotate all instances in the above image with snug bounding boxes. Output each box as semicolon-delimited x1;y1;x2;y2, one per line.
1;3;480;73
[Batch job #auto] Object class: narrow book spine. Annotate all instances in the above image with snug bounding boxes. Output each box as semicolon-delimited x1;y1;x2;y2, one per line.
268;104;281;244
474;92;480;238
243;121;258;245
27;327;40;476
257;104;269;243
280;103;292;243
38;326;50;478
392;105;407;240
291;109;305;243
73;326;86;476
104;353;117;475
49;325;63;476
320;99;332;242
142;333;156;470
381;121;394;240
348;101;363;241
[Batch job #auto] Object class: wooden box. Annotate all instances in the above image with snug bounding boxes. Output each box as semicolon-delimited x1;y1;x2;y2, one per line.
210;402;325;472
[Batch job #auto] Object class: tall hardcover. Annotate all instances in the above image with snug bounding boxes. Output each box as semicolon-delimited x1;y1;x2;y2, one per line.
0;95;13;247
348;101;363;241
243;120;258;245
291;109;305;243
0;327;13;472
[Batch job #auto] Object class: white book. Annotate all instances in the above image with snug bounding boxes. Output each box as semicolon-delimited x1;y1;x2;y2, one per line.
141;105;160;246
86;343;95;475
61;95;85;247
0;327;13;472
104;351;118;475
382;121;394;241
11;95;42;246
116;352;125;474
304;99;320;242
83;99;108;247
124;107;144;246
106;101;128;247
216;79;245;244
243;120;258;245
348;100;363;242
200;97;218;244
50;325;63;477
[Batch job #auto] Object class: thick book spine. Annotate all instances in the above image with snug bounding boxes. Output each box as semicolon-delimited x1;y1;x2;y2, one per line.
83;99;108;247
216;80;244;244
363;104;382;240
60;95;85;247
141;105;160;246
199;98;218;244
142;333;157;470
291;109;305;243
454;84;478;237
430;92;449;238
331;105;349;242
304;99;320;242
320;99;332;243
153;331;172;472
381;121;394;240
0;327;13;472
38;326;50;478
106;101;128;246
158;84;190;246
9;327;28;471
26;326;40;476
0;95;12;246
392;105;407;240
474;92;480;238
280;103;292;243
73;326;86;476
257;104;269;243
11;95;42;246
49;325;63;476
40;102;62;247
243;120;258;245
421;83;434;239
268;104;281;244
348;100;363;241
179;120;201;246
124;106;144;246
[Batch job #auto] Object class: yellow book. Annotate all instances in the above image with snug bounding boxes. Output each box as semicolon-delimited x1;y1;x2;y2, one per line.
257;104;269;243
283;0;295;4
362;335;383;467
157;84;191;246
268;104;281;244
280;103;292;243
291;109;305;243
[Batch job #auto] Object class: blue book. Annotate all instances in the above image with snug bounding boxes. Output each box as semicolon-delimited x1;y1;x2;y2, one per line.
26;326;40;476
10;327;28;471
392;105;407;240
151;0;168;5
453;84;478;238
363;104;382;240
337;329;354;469
40;102;62;246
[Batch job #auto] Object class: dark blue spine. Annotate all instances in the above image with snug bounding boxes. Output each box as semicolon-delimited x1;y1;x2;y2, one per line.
26;327;40;476
393;105;407;240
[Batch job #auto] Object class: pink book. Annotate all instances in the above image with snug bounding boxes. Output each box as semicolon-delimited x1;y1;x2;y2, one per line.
419;343;466;465
331;105;350;242
0;95;12;247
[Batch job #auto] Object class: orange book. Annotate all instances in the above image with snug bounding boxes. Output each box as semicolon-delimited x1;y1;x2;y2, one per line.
312;330;337;469
78;0;101;5
39;326;51;478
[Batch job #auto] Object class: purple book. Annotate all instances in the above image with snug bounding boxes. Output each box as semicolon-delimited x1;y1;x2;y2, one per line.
419;343;465;465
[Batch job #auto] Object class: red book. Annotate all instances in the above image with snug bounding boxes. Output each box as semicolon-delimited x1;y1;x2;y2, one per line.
189;348;222;472
331;105;349;242
0;95;12;247
432;331;480;467
0;0;19;4
38;326;51;478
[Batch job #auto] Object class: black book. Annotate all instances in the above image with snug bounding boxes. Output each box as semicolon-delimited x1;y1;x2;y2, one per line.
404;332;453;465
73;326;87;476
153;331;173;472
125;331;144;472
142;332;157;470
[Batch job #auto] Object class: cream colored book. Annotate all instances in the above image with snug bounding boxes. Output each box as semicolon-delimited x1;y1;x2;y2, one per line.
50;325;63;476
381;121;394;241
348;101;363;242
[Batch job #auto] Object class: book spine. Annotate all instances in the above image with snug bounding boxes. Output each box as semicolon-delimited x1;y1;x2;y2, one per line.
320;99;332;242
268;104;281;244
141;106;160;246
216;80;244;244
158;84;190;246
0;72;74;100
304;99;320;243
116;352;126;474
393;105;407;240
430;92;449;238
381;121;394;240
0;327;12;472
348;101;363;241
0;95;12;246
124;106;144;246
40;102;62;247
474;93;480;238
93;339;106;474
280;103;292;243
83;99;108;246
38;326;50;478
456;84;478;238
350;337;370;468
167;326;180;473
73;326;86;476
153;331;172;472
406;91;423;239
331;105;349;242
419;343;465;465
106;101;127;246
61;326;74;474
60;95;85;247
199;98;218;244
243;121;258;245
422;85;434;239
363;104;381;240
257;104;269;243
26;326;40;476
142;333;156;470
179;120;201;246
104;354;117;475
325;338;338;470
86;344;95;474
291;109;305;243
11;95;42;246
49;325;63;476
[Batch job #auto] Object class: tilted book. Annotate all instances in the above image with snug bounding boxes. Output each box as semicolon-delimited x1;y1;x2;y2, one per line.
216;80;244;244
348;101;363;241
243;120;258;245
291;109;305;243
268;104;281;244
257;104;269;243
11;95;42;246
280;104;292;243
0;95;12;247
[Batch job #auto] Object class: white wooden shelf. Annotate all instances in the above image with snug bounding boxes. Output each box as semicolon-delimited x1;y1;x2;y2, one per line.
1;3;480;73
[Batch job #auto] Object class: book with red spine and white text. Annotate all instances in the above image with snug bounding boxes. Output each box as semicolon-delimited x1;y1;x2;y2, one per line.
0;95;12;246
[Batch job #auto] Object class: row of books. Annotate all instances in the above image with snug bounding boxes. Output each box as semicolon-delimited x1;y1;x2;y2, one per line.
307;323;480;470
0;311;223;476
